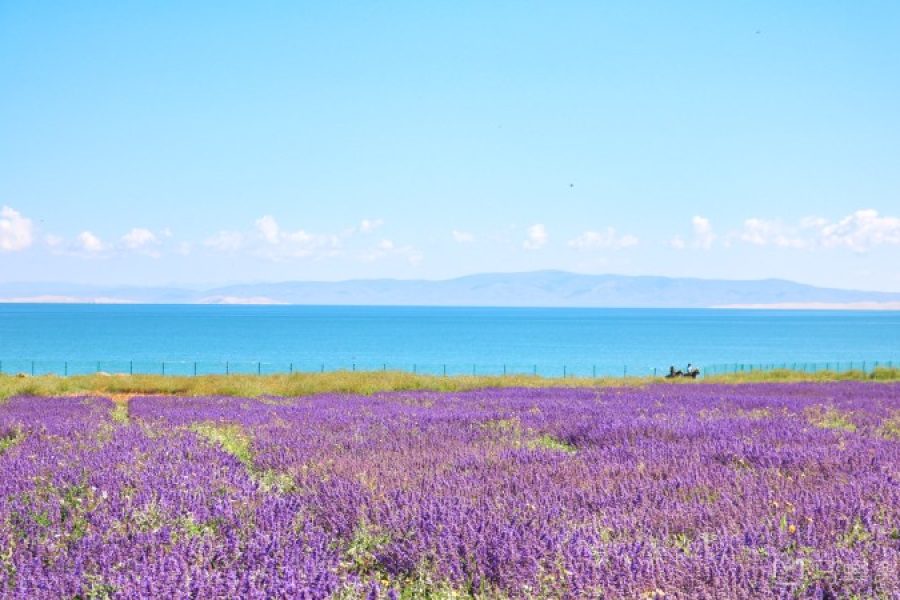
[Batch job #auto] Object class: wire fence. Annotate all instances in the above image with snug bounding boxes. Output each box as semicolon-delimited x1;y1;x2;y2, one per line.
0;360;639;378
703;360;898;375
1;359;897;378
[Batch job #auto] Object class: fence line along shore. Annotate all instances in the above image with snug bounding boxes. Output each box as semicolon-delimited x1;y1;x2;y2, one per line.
1;358;898;379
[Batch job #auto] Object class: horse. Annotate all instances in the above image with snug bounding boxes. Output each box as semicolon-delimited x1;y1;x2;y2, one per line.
665;366;700;379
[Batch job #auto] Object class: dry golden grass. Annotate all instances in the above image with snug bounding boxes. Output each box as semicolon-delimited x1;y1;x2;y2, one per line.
0;371;625;401
0;367;897;401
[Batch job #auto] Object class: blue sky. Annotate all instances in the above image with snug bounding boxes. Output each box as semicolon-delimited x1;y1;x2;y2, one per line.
1;1;899;290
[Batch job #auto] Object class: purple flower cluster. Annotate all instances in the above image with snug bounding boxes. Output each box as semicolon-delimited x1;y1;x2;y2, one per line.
2;383;899;598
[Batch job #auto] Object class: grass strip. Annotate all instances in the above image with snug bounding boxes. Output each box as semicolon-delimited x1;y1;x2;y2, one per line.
0;367;898;401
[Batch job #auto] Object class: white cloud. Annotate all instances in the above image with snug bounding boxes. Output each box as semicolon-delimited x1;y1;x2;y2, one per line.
256;215;280;244
729;210;900;252
44;234;63;248
816;209;900;252
362;238;422;264
452;230;474;243
569;227;639;250
204;230;244;252
523;224;548;250
204;216;349;260
0;206;34;251
359;218;384;233
121;228;158;249
671;216;715;250
77;231;104;253
120;227;162;257
692;216;715;250
252;215;341;259
739;218;808;249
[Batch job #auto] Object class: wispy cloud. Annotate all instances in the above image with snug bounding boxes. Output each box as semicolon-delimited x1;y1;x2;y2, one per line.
361;238;423;264
0;206;34;252
569;227;638;250
76;231;105;254
359;218;384;233
671;216;715;250
202;215;403;262
121;227;162;257
451;230;475;243
523;224;548;250
738;218;808;249
204;230;245;253
252;215;342;260
729;209;900;252
816;209;900;252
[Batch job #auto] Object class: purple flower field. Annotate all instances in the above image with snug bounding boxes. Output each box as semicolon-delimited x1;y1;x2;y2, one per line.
1;383;899;599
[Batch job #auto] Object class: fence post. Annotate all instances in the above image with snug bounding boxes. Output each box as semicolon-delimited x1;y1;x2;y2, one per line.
563;365;566;378
290;362;293;374
413;364;416;374
624;365;627;377
383;363;386;372
503;364;506;376
32;361;35;376
472;364;476;376
258;362;261;376
64;361;68;376
443;364;446;376
194;362;197;377
593;365;596;378
130;360;133;375
533;364;537;376
96;361;100;373
352;363;355;372
321;363;324;373
226;361;230;375
162;362;165;375
653;367;657;377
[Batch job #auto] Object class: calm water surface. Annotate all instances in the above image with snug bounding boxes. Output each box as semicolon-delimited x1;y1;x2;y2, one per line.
1;304;898;376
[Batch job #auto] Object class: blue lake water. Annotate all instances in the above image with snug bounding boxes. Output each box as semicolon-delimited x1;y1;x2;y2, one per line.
1;304;899;377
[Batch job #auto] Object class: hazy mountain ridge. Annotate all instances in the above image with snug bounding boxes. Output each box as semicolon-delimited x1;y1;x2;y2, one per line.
2;271;899;308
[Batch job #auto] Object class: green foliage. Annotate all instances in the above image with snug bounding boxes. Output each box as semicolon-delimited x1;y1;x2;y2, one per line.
344;519;392;576
807;407;857;432
130;502;165;533
175;515;224;540
528;434;577;454
878;412;900;439
75;574;117;600
110;402;129;424
191;422;253;467
837;517;872;548
668;532;693;555
0;428;23;454
257;469;296;493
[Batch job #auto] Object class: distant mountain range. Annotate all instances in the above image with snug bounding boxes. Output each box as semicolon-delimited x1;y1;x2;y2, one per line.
2;271;900;309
